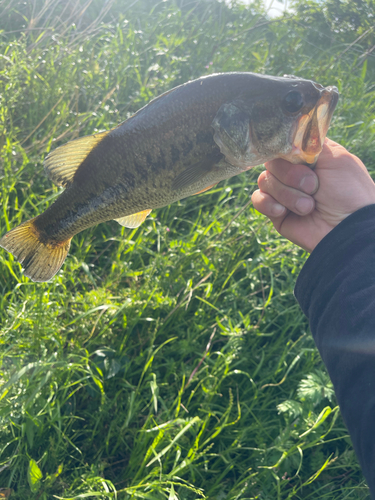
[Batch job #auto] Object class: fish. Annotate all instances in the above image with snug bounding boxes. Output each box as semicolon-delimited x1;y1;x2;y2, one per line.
0;72;339;282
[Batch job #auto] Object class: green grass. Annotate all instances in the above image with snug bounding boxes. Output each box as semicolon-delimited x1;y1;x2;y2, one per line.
1;0;375;498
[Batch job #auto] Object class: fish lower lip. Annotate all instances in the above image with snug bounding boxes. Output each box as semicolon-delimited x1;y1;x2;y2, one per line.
288;144;317;165
292;149;318;165
290;88;339;164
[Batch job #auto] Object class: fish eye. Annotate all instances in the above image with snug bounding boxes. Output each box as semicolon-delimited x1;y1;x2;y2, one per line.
283;91;304;114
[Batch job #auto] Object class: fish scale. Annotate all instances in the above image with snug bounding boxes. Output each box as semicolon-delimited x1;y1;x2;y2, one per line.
0;72;339;282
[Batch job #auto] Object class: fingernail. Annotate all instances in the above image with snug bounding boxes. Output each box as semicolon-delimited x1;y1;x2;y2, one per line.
272;203;286;216
300;175;318;194
296;197;313;214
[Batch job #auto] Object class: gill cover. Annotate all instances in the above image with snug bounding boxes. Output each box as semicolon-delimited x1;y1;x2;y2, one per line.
211;102;253;170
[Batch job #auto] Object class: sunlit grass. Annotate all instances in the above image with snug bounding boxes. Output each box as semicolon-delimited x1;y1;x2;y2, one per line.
1;0;374;498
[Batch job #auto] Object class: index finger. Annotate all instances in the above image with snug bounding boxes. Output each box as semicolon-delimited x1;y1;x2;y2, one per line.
324;137;342;148
265;158;319;195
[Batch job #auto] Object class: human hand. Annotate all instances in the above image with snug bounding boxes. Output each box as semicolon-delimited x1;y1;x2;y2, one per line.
251;138;375;253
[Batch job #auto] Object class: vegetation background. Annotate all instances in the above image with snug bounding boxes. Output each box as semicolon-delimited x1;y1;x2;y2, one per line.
0;0;374;498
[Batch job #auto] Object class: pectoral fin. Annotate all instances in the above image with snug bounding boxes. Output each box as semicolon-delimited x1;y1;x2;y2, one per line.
171;152;222;192
194;183;217;195
115;209;151;228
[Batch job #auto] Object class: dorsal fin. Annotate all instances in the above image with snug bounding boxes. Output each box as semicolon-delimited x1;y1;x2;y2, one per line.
44;131;109;187
115;209;152;228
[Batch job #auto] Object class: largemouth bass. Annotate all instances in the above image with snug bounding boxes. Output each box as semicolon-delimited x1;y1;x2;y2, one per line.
0;72;338;282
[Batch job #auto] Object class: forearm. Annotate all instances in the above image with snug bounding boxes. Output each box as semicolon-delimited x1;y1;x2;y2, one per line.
295;204;375;496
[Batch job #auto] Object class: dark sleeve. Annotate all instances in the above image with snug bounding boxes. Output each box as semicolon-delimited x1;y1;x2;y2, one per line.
295;204;375;497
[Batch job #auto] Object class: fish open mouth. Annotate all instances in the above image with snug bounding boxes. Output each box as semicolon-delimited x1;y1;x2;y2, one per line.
287;85;339;166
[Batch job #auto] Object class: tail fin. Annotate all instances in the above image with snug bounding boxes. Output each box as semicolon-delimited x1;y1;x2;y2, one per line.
0;218;71;282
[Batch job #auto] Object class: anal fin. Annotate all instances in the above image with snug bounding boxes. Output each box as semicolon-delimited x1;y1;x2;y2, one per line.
115;209;151;228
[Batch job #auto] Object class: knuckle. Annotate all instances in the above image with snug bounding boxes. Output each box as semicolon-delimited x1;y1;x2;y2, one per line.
257;171;269;188
251;190;259;202
341;149;354;160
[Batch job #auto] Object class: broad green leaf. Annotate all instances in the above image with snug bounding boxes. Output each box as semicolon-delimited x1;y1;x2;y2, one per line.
28;459;43;493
